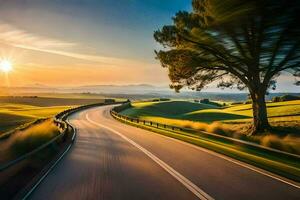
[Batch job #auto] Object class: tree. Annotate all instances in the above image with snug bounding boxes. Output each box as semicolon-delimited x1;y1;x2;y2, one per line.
154;0;300;135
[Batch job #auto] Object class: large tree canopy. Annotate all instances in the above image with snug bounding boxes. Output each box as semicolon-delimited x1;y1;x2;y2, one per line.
154;0;300;134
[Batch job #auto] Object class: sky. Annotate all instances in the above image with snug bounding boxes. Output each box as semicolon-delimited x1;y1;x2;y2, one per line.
0;0;298;92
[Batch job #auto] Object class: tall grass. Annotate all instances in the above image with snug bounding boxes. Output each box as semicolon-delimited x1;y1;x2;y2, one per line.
142;117;235;136
254;134;300;154
141;116;300;154
0;119;62;162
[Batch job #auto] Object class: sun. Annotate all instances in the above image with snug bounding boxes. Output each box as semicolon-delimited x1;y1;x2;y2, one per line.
0;60;13;73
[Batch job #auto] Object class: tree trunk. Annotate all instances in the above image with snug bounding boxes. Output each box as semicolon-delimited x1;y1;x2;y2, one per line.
250;89;271;135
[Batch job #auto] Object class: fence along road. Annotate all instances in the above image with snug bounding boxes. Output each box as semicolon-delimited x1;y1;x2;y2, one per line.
28;105;300;200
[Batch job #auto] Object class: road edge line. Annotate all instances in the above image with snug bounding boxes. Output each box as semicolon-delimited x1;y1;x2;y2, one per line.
161;134;300;189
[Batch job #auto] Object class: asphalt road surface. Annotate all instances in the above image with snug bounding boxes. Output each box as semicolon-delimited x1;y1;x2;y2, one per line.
29;105;300;200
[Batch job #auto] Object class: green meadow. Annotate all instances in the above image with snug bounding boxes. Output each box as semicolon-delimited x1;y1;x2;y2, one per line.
0;96;106;134
0;95;107;163
121;100;300;131
120;100;300;152
0;104;71;134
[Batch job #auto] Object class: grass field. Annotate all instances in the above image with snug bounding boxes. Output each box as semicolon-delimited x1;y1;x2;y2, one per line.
121;100;300;133
120;100;300;153
0;96;106;134
0;94;107;162
0;104;70;133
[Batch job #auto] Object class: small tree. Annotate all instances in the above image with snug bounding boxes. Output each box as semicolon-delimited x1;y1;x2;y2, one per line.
154;0;300;135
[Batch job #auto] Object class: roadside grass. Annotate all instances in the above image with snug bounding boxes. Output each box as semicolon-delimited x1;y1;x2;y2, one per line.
113;115;300;182
120;100;300;153
0;119;61;163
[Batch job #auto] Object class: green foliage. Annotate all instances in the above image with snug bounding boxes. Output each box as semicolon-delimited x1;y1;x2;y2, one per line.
199;98;209;104
154;0;300;92
112;102;131;112
154;0;300;133
272;95;300;102
120;100;300;155
121;100;300;128
151;98;171;102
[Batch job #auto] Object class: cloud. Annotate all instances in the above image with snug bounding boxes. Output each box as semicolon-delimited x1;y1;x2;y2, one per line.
0;22;150;67
15;44;147;67
0;23;75;49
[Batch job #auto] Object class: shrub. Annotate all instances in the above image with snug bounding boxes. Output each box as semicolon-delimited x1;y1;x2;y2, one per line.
231;102;243;105
200;98;210;104
104;99;115;103
243;100;252;104
113;102;131;112
259;134;300;154
272;96;281;102
272;95;300;102
199;99;223;107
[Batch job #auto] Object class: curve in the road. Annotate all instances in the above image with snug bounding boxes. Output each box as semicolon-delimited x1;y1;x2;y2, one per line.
86;113;213;200
27;105;300;200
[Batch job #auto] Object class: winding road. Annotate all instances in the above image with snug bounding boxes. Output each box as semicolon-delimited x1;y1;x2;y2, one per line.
29;105;300;200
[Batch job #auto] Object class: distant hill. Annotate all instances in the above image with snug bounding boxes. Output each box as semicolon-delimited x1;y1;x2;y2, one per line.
74;84;161;93
1;84;299;102
78;84;155;89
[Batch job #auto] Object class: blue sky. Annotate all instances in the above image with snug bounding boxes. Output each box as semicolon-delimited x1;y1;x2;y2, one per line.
0;0;190;61
0;0;298;92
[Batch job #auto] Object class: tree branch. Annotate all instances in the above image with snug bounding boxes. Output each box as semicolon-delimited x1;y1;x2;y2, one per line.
178;33;249;76
277;42;300;69
263;60;300;86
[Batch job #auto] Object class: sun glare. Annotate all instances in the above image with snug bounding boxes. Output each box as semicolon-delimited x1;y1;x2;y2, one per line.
0;60;13;73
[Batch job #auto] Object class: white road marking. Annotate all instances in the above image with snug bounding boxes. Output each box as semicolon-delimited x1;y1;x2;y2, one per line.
86;113;214;200
153;133;300;189
111;114;300;189
108;109;300;189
